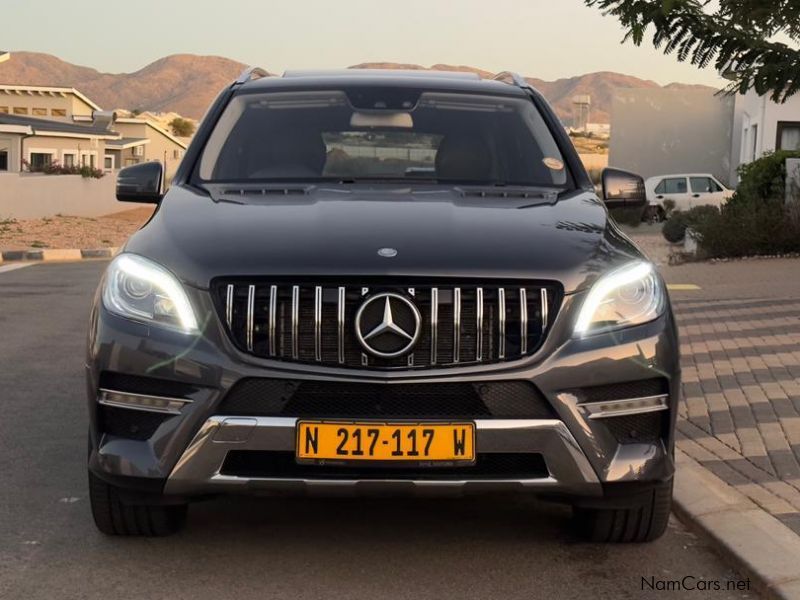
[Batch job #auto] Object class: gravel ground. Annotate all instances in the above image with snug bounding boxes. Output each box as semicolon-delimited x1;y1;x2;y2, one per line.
0;207;155;251
622;223;674;266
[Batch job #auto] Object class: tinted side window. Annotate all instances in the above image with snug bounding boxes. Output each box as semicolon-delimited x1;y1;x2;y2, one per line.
654;179;666;194
663;178;687;194
690;177;712;193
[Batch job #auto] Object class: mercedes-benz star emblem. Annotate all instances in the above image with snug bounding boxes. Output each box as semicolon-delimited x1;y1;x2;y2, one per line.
355;292;421;358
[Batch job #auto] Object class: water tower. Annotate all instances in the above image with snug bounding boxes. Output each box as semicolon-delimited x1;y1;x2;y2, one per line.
572;94;591;132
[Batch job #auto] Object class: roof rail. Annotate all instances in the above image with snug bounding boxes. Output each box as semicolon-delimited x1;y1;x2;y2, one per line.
492;71;528;88
234;66;270;86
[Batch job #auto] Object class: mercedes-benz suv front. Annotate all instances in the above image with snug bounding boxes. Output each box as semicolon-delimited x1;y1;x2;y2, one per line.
86;68;679;542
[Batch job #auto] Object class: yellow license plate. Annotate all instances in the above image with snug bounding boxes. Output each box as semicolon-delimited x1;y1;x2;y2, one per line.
296;421;475;462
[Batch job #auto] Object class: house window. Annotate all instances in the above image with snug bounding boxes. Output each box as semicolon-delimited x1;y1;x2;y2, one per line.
32;107;47;116
29;152;53;170
51;109;67;117
751;124;759;161
104;155;114;171
776;122;800;151
124;158;138;167
0;106;8;114
63;153;76;168
13;107;28;115
133;146;144;157
0;138;9;171
173;149;184;159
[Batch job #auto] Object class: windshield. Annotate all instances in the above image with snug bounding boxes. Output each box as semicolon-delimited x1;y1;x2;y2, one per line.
197;88;569;187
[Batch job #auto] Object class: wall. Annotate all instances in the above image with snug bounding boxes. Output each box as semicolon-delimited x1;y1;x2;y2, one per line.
20;134;107;169
0;92;78;120
0;133;21;172
732;90;800;180
113;121;185;178
0;172;132;219
609;88;735;186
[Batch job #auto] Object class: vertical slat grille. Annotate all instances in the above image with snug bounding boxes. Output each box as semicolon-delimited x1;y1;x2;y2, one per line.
216;281;558;370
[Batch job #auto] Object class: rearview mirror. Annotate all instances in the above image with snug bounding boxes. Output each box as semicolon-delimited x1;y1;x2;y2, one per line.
116;162;164;204
601;167;646;209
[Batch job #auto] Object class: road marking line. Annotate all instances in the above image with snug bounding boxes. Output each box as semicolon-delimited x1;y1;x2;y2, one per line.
667;284;701;291
0;263;34;274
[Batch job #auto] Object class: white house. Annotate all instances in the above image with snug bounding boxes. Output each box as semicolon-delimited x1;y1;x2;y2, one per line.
731;89;800;178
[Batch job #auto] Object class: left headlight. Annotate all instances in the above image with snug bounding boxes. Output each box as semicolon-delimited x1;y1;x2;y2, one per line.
574;260;665;336
102;253;199;334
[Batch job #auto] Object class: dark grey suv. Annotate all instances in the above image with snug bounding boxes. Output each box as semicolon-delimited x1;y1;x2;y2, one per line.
87;68;679;542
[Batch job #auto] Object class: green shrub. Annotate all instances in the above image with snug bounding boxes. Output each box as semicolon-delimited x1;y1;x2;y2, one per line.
662;205;722;244
693;197;800;258
732;150;800;205
685;151;800;257
662;212;687;242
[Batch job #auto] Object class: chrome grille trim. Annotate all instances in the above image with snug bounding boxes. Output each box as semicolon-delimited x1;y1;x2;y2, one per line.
337;286;346;364
520;287;528;355
453;287;461;363
430;287;439;365
291;285;299;360
246;285;255;352
476;287;484;361
216;281;557;370
541;288;549;330
268;285;277;356
498;287;506;359
314;286;322;362
225;284;234;329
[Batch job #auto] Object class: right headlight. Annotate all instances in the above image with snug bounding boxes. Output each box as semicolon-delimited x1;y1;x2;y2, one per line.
102;253;199;334
573;261;665;336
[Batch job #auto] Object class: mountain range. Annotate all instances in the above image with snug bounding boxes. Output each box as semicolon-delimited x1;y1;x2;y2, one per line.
0;52;716;124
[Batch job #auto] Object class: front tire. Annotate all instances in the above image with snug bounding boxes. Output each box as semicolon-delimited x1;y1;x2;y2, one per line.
88;471;187;536
573;480;672;543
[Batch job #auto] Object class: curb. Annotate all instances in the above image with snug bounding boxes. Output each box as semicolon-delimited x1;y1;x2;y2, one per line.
673;449;800;599
0;247;118;262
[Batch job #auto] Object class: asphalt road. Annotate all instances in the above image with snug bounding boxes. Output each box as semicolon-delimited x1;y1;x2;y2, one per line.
0;261;755;600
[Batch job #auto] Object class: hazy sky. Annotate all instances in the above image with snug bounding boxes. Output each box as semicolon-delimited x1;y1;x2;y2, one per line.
1;0;725;86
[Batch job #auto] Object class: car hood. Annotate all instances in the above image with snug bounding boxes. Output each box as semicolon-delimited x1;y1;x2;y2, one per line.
123;185;644;294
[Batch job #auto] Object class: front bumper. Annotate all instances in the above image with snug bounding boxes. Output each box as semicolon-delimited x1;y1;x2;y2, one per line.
86;286;680;500
164;417;601;496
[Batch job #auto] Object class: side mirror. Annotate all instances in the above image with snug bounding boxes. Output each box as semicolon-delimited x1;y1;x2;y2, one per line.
601;167;646;209
116;162;164;204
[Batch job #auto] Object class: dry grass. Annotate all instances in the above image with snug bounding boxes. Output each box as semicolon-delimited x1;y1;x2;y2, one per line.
0;207;155;251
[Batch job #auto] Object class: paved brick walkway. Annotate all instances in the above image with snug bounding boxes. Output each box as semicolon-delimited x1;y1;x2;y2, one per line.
671;290;800;535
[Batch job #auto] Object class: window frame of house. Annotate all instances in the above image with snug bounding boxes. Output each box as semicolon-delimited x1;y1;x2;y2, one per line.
27;148;57;171
0;106;9;114
104;154;115;172
0;136;10;172
32;107;47;116
13;107;29;115
751;124;759;161
80;150;98;169
50;108;67;117
62;150;78;168
776;121;800;152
